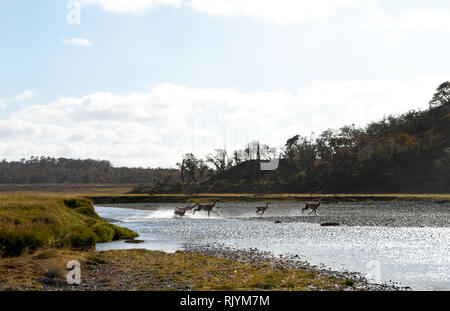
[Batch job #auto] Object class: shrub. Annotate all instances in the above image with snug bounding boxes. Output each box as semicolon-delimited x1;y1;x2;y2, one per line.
63;198;93;209
63;226;97;248
74;206;99;218
63;198;100;219
110;224;139;240
0;228;49;256
93;224;115;242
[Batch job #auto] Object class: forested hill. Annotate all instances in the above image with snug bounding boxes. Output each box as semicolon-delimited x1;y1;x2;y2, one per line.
0;157;179;184
143;82;450;194
2;83;449;193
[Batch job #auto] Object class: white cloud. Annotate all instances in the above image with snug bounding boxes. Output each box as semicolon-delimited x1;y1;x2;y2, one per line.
361;10;396;31
0;90;37;109
83;0;367;23
62;37;93;47
188;0;366;24
12;90;36;102
79;1;450;29
399;9;450;32
363;9;450;32
1;78;445;167
82;0;183;14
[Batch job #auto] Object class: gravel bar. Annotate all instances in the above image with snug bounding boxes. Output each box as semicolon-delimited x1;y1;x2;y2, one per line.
185;243;410;291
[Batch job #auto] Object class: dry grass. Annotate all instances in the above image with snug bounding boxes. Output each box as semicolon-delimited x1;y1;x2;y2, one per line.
0;248;357;291
0;248;83;290
0;184;135;196
1;184;448;202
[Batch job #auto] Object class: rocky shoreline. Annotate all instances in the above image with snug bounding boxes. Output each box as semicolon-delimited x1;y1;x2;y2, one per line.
185;243;410;291
36;245;409;291
3;247;399;291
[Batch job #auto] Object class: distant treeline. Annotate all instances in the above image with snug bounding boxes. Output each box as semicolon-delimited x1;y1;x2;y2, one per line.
0;157;179;184
137;82;450;194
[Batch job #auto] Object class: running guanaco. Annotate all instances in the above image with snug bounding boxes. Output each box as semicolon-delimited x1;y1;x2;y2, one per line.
302;199;322;216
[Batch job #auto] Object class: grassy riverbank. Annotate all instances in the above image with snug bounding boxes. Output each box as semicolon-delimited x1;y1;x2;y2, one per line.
86;193;450;204
0;195;137;256
0;193;411;291
1;184;448;203
0;247;373;291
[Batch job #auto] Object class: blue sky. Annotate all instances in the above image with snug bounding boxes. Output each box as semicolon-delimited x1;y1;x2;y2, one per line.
0;0;449;167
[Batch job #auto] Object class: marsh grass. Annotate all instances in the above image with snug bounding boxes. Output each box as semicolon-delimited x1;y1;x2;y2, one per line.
0;248;371;291
0;195;137;256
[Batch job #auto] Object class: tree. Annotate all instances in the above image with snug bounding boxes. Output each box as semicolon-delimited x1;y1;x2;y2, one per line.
177;153;212;183
0;157;179;184
285;135;300;154
233;150;244;165
429;81;450;109
180;153;199;183
206;149;229;174
176;159;186;182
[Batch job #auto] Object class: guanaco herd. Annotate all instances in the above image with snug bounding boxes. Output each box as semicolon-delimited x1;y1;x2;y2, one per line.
174;199;322;218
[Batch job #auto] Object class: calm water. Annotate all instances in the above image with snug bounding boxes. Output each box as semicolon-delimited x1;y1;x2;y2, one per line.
95;204;450;291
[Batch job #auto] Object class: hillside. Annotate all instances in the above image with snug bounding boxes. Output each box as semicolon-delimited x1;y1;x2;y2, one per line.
141;83;450;194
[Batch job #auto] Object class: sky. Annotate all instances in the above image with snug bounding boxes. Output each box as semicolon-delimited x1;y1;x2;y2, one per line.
0;0;449;168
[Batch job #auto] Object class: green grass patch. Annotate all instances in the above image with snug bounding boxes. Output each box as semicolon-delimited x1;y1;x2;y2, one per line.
0;195;137;256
